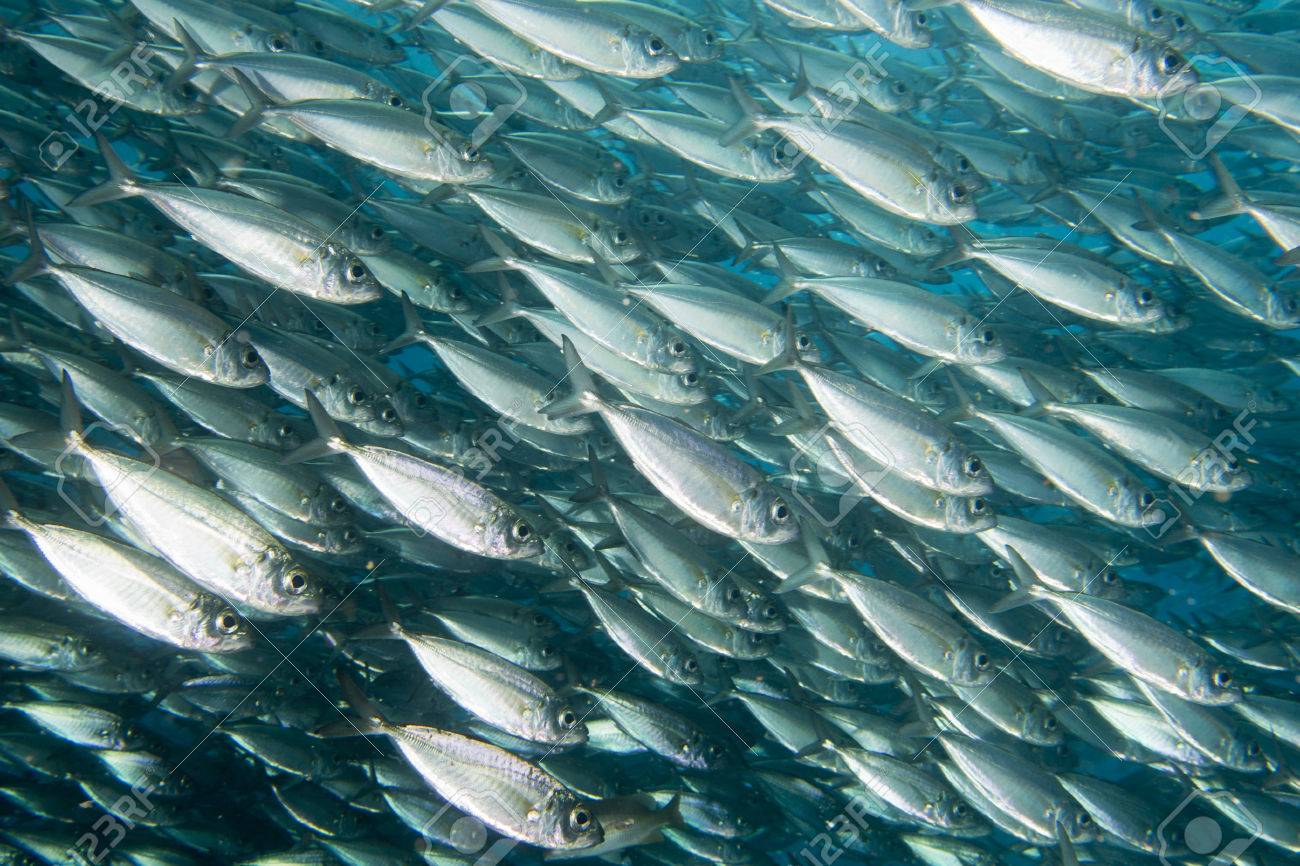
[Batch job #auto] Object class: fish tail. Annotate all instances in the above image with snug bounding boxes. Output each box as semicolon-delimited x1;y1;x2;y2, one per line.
66;133;142;208
541;335;603;420
281;390;345;464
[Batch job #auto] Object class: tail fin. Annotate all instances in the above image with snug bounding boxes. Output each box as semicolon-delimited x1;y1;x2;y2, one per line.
1191;153;1249;221
1017;368;1057;418
281;390;345;464
59;370;85;450
754;306;803;376
162;19;204;93
719;77;764;148
0;476;21;528
930;227;975;269
570;443;611;505
226;69;275;139
66;133;142;208
540;335;603;420
463;227;519;275
474;273;525;327
775;520;835;594
7;205;54;285
315;670;384;737
381;292;428;354
760;247;802;305
989;546;1048;613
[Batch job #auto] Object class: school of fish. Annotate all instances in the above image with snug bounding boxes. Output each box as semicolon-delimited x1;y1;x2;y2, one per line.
0;0;1298;864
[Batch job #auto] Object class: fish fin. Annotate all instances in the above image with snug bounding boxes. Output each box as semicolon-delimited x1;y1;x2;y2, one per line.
66;132;142;208
1275;246;1300;267
936;368;976;426
754;305;802;376
281;390;343;464
474;273;524;327
0;476;20;527
1055;817;1079;866
989;546;1047;613
570;444;611;504
7;205;53;285
759;246;800;305
590;78;624;126
316;670;384;736
1191;152;1249;222
541;335;603;420
374;584;404;633
1026;182;1063;205
225;68;274;139
381;292;427;354
464;228;517;274
930;227;974;269
161;19;204;93
789;54;811;101
1017;368;1056;418
58;370;85;446
402;0;450;30
719;78;763;147
776;523;835;593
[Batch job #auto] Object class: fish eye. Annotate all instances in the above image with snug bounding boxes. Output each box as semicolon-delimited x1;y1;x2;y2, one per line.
646;36;666;56
348;387;368;405
568;806;593;831
1149;5;1164;20
1043;716;1058;731
795;333;811;350
957;156;971;172
460;143;479;161
613;229;629;244
1247;741;1261;756
412;393;428;409
703;30;716;45
974;652;990;669
770;500;790;523
914;11;927;24
380;406;397;423
387;95;403;108
343;528;359;543
965;456;983;476
725;586;742;603
1138;289;1155;305
540;644;556;658
285;569;308;594
216;611;241;634
346;261;368;282
312;40;326;53
1283;297;1297;314
1139;492;1155;508
655;213;667;225
1226;457;1239;471
669;340;687;357
949;183;968;203
612;174;627;188
270;36;289;52
1160;52;1183;73
448;285;463;300
559;708;577;728
512;521;532;541
1212;668;1233;688
680;371;700;387
981;329;996;344
370;225;386;241
891;81;907;96
953;802;968;818
1078;813;1093;828
683;657;699;673
763;603;780;620
532;613;549;626
970;498;987;514
241;346;261;368
1172;13;1186;28
330;497;348;514
1101;570;1119;585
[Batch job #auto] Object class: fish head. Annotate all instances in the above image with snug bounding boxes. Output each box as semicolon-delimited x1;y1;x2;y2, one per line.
853;253;897;281
666;647;704;686
947;635;993;685
863;76;917;114
1263;286;1300;329
339;219;391;257
737;484;799;544
732;628;775;659
1182;656;1242;705
352;398;404;438
262;555;328;616
1184;447;1252;493
737;589;785;634
318;525;364;556
187;597;254;653
482;508;546;560
594;167;633;204
658;368;710;405
1056;802;1103;843
211;332;270;389
682;730;728;770
641;324;699;375
318;246;384;305
941;493;996;533
680;26;724;63
533;695;588;746
617;27;682;79
536;528;593;574
1022;706;1066;747
1127;37;1197;99
1114;478;1162;527
536;790;603;850
933;792;981;831
706;577;755;624
922;171;979;226
934;444;995;498
891;9;934;49
254;413;305;452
